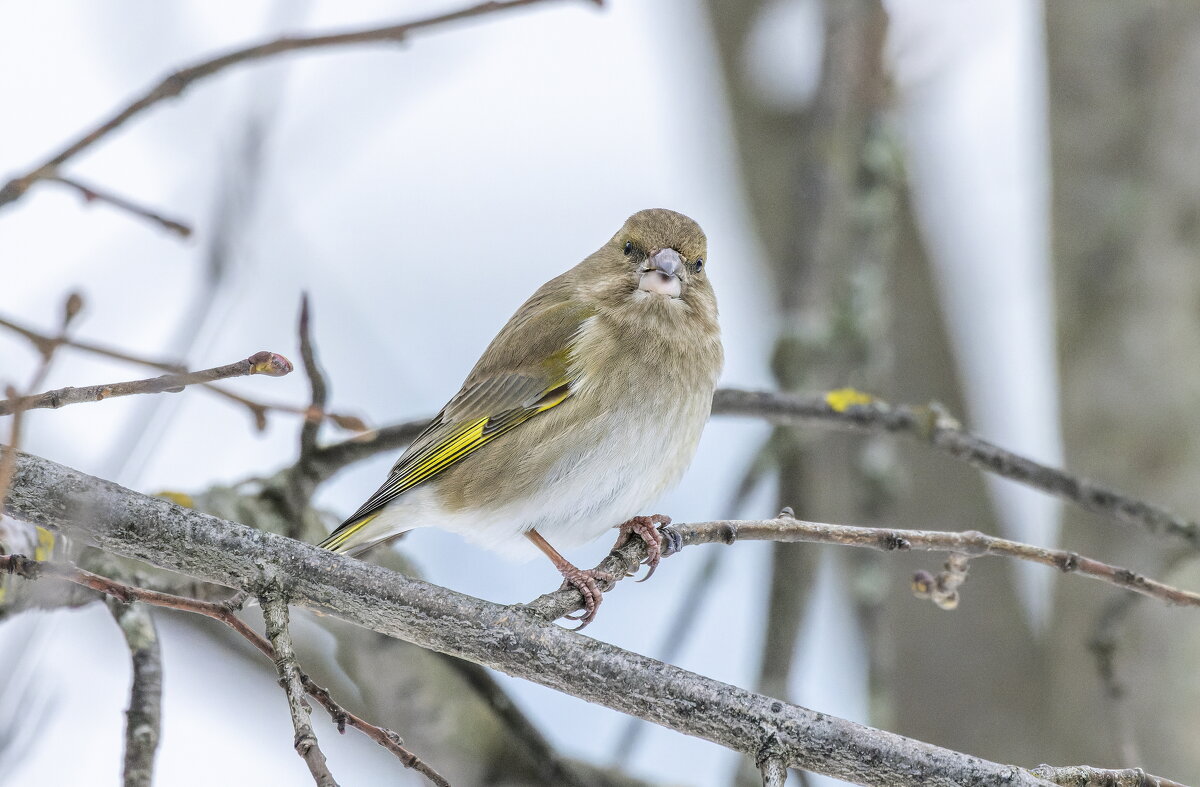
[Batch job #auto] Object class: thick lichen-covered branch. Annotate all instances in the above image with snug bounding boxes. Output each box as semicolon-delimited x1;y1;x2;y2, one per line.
3;447;1058;787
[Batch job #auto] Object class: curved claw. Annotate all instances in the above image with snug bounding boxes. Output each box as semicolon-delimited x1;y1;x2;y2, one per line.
557;566;615;629
614;514;672;583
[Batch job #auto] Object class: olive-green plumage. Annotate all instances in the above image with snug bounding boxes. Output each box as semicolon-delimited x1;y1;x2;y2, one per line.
320;209;722;619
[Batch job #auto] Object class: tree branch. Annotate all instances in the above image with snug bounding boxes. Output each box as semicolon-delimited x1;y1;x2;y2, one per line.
0;0;584;214
3;447;1063;787
522;515;1200;624
0;313;366;432
0;351;293;416
260;590;339;787
106;599;162;787
712;389;1200;549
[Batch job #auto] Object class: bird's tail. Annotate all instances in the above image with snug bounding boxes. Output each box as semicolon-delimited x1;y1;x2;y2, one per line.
318;513;381;556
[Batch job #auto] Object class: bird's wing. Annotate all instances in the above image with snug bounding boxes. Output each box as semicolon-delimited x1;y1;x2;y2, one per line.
320;294;592;552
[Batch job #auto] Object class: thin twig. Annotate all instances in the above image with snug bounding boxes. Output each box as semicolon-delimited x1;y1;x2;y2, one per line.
296;295;326;469
45;175;192;237
522;514;1200;623
302;418;429;485
0;312;366;432
0;0;580;212
1031;764;1189;787
712;389;1200;549
0;351;293;416
0;314;185;372
286;295;331;528
0;554;450;787
106;600;162;787
260;590;339;787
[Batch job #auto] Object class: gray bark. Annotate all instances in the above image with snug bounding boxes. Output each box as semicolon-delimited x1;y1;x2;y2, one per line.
3;446;1054;787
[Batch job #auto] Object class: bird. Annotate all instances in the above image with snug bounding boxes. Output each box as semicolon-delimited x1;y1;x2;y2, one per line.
319;208;723;627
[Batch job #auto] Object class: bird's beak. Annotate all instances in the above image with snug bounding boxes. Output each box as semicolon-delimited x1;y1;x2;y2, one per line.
638;248;684;298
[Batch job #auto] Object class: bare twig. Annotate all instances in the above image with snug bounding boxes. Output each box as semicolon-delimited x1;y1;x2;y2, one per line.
0;314;185;372
0;293;81;508
45;175;192;237
712;389;1200;549
0;351;293;416
285;295;332;528
301;418;429;485
523;515;1200;624
0;554;449;787
0;0;581;214
3;449;1057;787
296;295;326;469
1031;764;1189;787
261;590;339;787
106;600;162;787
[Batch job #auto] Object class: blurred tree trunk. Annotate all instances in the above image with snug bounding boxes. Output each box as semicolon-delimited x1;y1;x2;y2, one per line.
708;0;1062;778
704;2;897;782
1046;2;1200;779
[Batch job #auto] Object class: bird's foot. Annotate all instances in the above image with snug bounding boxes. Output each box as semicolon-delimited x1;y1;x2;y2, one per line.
613;514;672;582
558;565;617;630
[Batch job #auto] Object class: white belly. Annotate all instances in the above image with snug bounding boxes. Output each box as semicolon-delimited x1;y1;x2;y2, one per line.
357;399;706;559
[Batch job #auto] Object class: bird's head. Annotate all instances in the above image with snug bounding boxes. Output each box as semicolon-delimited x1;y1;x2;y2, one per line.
578;209;717;331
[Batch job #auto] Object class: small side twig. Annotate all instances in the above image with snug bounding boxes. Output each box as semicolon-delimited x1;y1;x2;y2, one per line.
758;756;788;787
0;554;450;787
285;295;331;527
45;175;192;237
260;590;338;787
0;351;293;416
0;314;185;372
1031;764;1189;787
105;600;162;787
0;293;81;508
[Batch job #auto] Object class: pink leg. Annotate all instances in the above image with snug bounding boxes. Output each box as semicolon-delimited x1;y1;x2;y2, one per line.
526;529;615;630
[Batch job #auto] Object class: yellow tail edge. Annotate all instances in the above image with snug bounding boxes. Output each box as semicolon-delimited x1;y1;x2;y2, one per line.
318;513;380;554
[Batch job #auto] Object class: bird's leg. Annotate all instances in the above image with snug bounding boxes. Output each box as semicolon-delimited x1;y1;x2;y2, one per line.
611;514;672;582
526;529;616;629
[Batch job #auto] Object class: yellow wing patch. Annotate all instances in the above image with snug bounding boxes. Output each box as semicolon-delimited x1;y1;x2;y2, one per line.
318;382;574;553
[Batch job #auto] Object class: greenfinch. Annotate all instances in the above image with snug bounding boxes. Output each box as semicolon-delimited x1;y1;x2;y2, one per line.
320;208;723;626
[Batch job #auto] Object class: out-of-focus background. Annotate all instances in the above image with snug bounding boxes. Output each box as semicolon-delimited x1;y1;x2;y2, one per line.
2;1;1198;785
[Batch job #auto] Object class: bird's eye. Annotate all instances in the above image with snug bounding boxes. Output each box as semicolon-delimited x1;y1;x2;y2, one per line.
624;241;633;256
694;257;704;272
